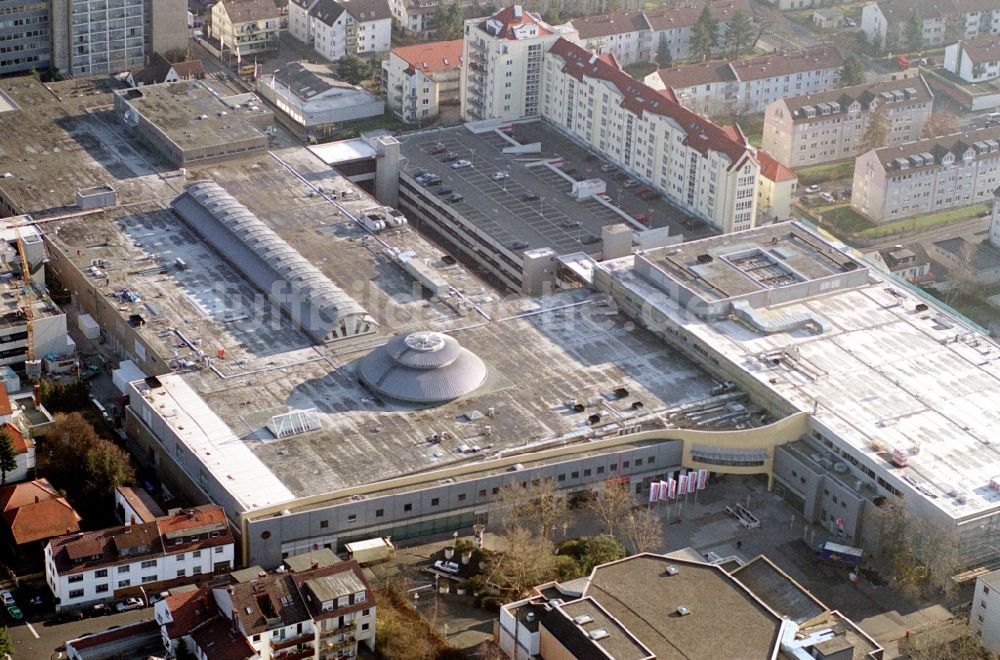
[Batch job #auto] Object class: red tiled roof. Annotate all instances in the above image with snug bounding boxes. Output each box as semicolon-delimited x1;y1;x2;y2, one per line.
164;586;217;638
4;424;27;455
156;504;229;536
757;150;797;183
572;11;650;39
548;38;751;166
172;59;206;79
479;5;552;40
5;496;81;544
0;477;57;513
644;0;751;31
729;46;842;82
0;386;12;418
191;617;256;660
392;39;464;74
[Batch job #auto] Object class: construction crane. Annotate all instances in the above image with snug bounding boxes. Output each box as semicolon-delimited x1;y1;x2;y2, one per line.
11;219;40;382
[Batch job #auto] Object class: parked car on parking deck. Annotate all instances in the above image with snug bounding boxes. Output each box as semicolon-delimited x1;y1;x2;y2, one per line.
450;160;472;169
115;597;143;612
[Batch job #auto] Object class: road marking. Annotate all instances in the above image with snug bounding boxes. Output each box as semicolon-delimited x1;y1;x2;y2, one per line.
25;621;39;639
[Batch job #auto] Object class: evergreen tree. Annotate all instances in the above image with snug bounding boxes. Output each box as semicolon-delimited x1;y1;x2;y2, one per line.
840;56;865;86
337;54;371;85
434;1;464;40
656;32;673;68
690;7;719;62
905;9;923;52
0;430;15;486
0;627;11;656
723;9;756;59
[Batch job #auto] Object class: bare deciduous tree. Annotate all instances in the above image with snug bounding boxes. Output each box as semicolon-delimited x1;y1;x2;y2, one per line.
589;479;635;539
622;506;664;554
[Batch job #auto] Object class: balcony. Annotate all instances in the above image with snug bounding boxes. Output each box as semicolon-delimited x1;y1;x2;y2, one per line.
272;648;314;660
319;623;356;639
271;633;315;651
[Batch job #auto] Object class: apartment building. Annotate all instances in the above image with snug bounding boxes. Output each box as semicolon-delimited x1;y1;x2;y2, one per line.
543;39;759;233
0;0;50;75
388;0;475;35
568;11;650;66
756;150;797;220
762;77;934;168
45;505;235;610
862;0;1000;51
156;561;376;660
852;125;1000;223
576;0;751;65
945;35;1000;82
460;5;575;122
644;45;843;116
383;39;463;122
211;0;281;57
971;569;1000;654
290;0;390;59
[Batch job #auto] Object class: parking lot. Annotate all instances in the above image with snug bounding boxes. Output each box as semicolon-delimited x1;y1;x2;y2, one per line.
400;120;717;256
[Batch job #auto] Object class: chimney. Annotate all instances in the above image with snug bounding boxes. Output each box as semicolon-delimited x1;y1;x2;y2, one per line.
231;608;239;634
34;495;39;503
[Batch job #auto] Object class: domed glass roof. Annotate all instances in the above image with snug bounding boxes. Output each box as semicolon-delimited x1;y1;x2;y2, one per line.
358;332;487;404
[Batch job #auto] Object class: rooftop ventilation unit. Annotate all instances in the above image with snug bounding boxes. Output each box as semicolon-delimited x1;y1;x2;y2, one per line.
665;565;679;576
696;253;713;263
677;605;691;616
574;615;594;625
589;629;610;641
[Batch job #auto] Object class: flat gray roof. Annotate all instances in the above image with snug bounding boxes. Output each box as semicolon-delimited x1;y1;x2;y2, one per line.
399;120;715;255
47;146;730;504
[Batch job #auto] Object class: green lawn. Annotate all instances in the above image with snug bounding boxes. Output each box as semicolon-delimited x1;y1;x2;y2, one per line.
625;62;658;80
711;114;764;146
814;204;874;236
856;204;991;239
795;160;855;185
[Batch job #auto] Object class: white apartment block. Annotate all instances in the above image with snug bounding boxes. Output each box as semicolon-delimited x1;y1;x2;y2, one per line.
971;569;1000;654
644;46;843;116
852;126;1000;223
157;561;376;660
756;150;797;221
762;77;934;168
460;6;575;122
572;0;752;66
383;39;463;122
542;39;759;233
862;0;1000;51
293;0;391;60
990;186;1000;248
945;35;1000;82
45;505;235;610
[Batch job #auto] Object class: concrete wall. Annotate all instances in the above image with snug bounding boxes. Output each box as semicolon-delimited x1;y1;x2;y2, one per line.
240;413;809;567
149;0;188;57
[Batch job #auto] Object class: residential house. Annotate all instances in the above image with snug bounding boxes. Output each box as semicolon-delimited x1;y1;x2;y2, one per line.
258;61;384;137
761;77;934;168
851;125;1000;223
878;246;931;281
0;384;35;485
305;0;392;61
543;38;760;233
644;46;844;116
460;5;576;122
388;0;478;35
756;150;797;221
156;561;376;659
211;0;281;57
944;35;1000;82
0;478;80;552
115;485;165;526
861;0;1000;51
499;552;881;660
45;505;234;610
126;53;206;87
812;8;843;29
383;39;463;122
